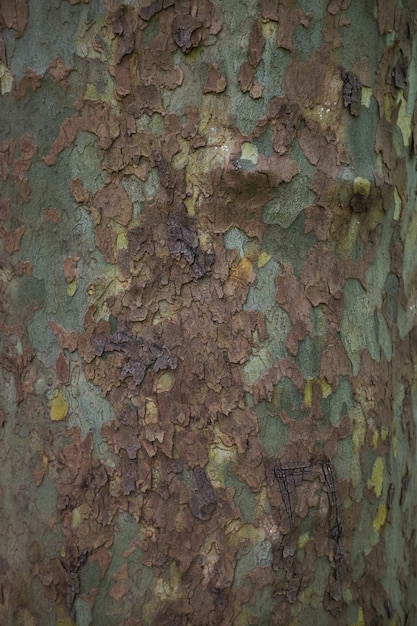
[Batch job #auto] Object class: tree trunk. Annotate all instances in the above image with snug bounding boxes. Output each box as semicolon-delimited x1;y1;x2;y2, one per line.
1;0;416;624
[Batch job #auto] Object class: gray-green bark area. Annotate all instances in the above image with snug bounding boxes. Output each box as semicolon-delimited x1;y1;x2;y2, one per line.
0;0;417;624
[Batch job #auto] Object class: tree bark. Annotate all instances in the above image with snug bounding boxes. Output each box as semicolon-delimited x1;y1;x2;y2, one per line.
1;1;417;624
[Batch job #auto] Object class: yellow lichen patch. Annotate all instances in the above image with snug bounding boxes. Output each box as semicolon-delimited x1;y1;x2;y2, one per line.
304;77;342;131
206;439;237;485
155;372;174;393
184;184;199;216
71;507;82;529
350;406;366;452
353;176;371;198
304;378;313;407
185;139;230;208
393;433;398;459
350;606;366;626
234;523;263;549
320;378;332;399
372;430;379;448
89;270;127;306
361;86;372;107
396;92;412;147
337;216;361;258
155;562;180;601
374;152;385;182
84;79;118;106
144;400;159;424
152;311;162;325
240;142;259;165
197;101;233;146
257;250;272;268
172;137;191;171
187;144;228;183
383;93;396;122
298;532;310;549
262;20;277;39
370;456;384;498
153;300;176;325
303;378;331;406
393;187;402;221
56;599;77;623
116;232;128;250
67;278;77;297
373;503;387;531
254;486;271;519
200;541;221;588
50;390;69;421
198;231;212;251
0;62;13;94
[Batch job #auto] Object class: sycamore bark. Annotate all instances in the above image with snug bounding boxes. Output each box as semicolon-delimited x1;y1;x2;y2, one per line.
1;1;417;624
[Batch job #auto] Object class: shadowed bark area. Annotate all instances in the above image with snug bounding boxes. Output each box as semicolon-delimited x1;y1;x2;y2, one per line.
1;1;417;624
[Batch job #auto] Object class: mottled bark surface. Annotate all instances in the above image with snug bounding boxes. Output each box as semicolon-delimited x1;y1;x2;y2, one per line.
1;1;417;624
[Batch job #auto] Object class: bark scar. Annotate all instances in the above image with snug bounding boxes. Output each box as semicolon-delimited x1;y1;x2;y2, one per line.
274;459;346;601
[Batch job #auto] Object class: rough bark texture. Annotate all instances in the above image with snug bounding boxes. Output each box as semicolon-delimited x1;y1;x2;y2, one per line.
1;1;417;625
